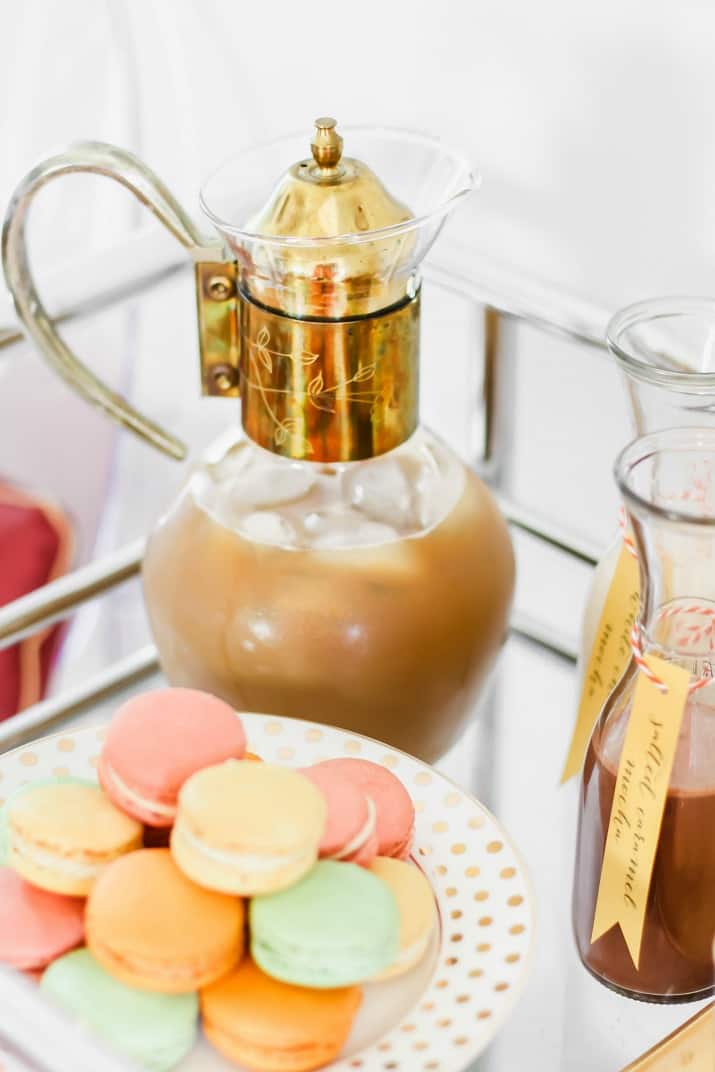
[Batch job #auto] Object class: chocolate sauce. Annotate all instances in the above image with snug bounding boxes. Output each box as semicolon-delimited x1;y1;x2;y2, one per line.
573;702;715;1001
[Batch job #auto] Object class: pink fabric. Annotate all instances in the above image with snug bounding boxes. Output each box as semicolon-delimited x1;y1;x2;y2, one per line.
0;484;72;720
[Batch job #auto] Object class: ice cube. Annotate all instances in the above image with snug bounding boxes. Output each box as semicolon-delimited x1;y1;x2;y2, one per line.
203;429;248;474
414;458;443;528
224;458;316;509
238;511;296;546
307;510;399;549
343;457;416;530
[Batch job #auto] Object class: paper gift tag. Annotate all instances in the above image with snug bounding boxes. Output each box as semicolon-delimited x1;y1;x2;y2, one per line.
620;1003;714;1071
590;655;691;968
561;542;640;783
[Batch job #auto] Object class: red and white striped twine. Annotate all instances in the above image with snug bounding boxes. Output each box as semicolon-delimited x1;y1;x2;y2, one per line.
618;507;638;559
619;507;713;692
658;603;715;652
630;613;714;696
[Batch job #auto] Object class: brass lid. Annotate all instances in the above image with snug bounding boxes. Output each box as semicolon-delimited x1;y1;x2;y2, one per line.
248;117;413;241
242;118;416;318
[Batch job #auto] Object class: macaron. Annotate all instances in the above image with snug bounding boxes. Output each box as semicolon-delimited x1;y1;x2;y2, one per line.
7;782;143;895
311;759;414;859
171;761;326;896
0;777;94;866
87;848;244;993
0;867;85;971
369;857;437;979
42;949;198;1072
202;957;361;1072
99;688;246;827
302;765;378;866
250;859;400;988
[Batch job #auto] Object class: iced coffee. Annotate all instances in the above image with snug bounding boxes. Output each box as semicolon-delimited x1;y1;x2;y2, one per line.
143;428;514;760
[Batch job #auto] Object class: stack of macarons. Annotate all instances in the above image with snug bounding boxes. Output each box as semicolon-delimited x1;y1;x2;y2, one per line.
0;687;438;1072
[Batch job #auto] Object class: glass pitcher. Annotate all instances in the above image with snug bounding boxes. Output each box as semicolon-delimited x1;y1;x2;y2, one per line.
1;120;515;761
581;298;715;664
573;427;715;1002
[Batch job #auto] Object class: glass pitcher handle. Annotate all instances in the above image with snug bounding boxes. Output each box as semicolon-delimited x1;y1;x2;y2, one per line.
1;141;217;460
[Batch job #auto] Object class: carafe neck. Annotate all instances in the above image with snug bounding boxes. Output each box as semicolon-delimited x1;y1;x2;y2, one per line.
618;428;715;697
607;299;715;435
238;289;420;463
641;599;715;691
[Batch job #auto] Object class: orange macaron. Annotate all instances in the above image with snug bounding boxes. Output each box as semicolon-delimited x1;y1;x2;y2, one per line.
87;848;244;993
201;957;361;1071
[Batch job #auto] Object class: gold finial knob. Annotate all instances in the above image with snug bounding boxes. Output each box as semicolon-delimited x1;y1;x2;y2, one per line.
311;117;343;170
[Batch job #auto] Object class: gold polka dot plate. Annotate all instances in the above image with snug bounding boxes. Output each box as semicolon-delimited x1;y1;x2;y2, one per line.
1;713;534;1071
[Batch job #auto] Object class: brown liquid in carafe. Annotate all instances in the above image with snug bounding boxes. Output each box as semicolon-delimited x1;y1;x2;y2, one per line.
573;700;715;1001
142;436;514;761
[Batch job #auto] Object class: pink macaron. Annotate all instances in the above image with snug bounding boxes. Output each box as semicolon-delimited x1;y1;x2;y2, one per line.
0;867;85;972
301;765;378;866
310;759;414;860
99;688;246;827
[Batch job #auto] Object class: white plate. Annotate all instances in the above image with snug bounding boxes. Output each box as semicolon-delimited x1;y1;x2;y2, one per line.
0;714;534;1072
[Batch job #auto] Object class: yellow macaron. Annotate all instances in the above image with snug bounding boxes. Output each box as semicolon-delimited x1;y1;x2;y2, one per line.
7;782;142;896
171;760;326;896
369;857;437;979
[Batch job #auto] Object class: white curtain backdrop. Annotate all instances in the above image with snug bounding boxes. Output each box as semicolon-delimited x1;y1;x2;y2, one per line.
3;0;714;299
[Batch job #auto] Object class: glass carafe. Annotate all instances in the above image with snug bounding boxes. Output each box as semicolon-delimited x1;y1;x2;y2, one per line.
143;428;512;759
573;427;715;1002
141;127;514;761
581;299;715;663
2;122;514;761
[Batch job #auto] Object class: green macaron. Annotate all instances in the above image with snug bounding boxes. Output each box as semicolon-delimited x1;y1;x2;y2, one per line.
250;859;400;988
41;949;198;1071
